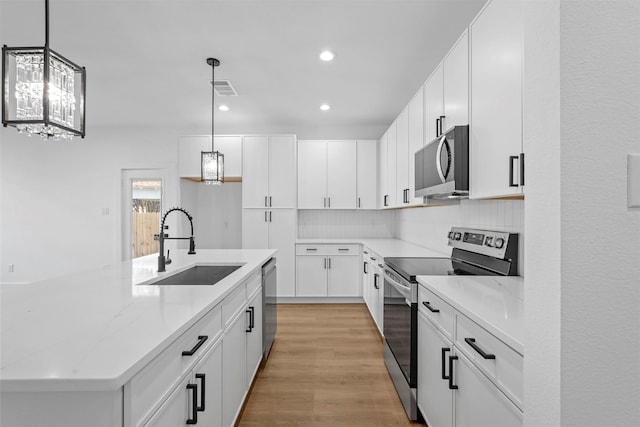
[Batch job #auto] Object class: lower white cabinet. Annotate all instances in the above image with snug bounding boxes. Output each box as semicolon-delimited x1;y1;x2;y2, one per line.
222;307;248;427
246;289;263;384
417;283;523;427
362;247;384;334
295;244;361;298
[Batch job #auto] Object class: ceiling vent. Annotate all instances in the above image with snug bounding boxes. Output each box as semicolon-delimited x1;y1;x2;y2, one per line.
212;80;238;96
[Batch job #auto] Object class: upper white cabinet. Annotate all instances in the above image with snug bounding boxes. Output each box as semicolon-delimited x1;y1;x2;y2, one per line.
395;107;410;206
424;64;445;143
179;135;242;180
379;122;398;209
407;87;425;205
243;135;297;208
470;0;524;198
443;30;470;134
297;140;357;209
356;140;378;209
379;132;388;208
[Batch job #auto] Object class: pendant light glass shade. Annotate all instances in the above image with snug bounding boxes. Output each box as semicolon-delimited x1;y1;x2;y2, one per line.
201;57;224;185
2;1;86;140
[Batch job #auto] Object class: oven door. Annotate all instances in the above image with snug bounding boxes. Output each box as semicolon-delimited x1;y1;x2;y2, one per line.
383;269;418;387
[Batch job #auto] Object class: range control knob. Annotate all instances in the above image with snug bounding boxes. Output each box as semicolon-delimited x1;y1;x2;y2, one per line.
454;232;462;241
494;237;505;249
448;232;454;239
485;237;494;247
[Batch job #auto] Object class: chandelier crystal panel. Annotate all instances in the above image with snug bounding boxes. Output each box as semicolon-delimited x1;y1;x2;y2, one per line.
2;0;86;140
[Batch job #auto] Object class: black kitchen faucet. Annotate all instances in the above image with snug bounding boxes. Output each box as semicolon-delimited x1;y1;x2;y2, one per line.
156;207;196;272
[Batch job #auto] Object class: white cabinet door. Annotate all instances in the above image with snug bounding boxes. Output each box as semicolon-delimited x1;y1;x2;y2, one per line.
395;107;410;206
386;122;398;208
417;312;454;427
243;136;270;208
246;289;263;384
373;267;383;334
362;255;372;308
327;255;361;297
268;136;297;208
179;136;210;178
443;31;469;131
454;350;523;427
297;140;327;209
268;209;296;297
296;256;328;297
327;140;357;209
222;311;248;427
424;64;444;142
379;132;389;208
470;0;524;199
242;209;269;249
356;140;377;209
192;338;223;427
214;136;242;179
408;87;425;205
143;375;191;427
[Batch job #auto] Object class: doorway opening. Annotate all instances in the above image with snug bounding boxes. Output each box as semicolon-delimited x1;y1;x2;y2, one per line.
131;179;162;259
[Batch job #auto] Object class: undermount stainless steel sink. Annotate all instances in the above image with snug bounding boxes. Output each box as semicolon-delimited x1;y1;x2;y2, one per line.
150;265;243;286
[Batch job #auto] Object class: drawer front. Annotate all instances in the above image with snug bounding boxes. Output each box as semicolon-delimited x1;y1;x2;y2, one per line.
296;244;329;256
368;251;383;269
455;313;523;409
326;244;360;256
245;270;262;298
222;282;247;327
418;285;455;340
128;304;222;427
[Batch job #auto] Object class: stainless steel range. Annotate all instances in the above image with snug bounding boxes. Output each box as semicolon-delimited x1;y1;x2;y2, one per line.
382;227;519;421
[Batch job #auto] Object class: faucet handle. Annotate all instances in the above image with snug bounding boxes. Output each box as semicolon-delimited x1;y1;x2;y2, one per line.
166;250;172;265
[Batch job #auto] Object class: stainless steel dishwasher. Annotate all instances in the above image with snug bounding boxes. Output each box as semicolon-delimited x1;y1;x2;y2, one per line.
262;258;277;359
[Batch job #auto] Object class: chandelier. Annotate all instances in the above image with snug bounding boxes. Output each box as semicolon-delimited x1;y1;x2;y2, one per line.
201;58;224;184
2;0;86;140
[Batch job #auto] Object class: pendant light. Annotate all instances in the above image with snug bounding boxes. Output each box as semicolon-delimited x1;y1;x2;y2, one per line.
2;0;86;140
201;58;224;185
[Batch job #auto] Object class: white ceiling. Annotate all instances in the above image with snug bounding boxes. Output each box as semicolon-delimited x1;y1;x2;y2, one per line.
0;0;487;139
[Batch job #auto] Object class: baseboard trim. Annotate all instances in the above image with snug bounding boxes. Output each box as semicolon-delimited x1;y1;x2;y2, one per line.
277;297;364;304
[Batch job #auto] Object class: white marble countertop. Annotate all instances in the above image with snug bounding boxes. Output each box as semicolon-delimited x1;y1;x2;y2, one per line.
416;275;524;354
296;238;449;259
0;249;275;392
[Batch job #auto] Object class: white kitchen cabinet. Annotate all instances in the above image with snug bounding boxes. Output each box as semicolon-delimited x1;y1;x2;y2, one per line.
386;122;398;208
363;250;384;335
179;135;242;180
417;311;454;427
443;31;469;133
191;339;223;427
356;140;378;209
469;0;524;199
246;289;263;388
424;64;444;143
395;107;410;206
243;135;297;208
297;140;357;209
454;350;523;427
379;132;389;208
222;309;248;427
408;87;425;205
295;244;361;298
143;375;192;427
242;208;296;297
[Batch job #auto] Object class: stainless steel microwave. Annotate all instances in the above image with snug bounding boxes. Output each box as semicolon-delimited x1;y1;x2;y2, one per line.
415;125;469;199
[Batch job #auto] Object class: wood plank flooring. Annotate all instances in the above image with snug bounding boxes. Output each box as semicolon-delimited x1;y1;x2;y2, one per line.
237;304;426;427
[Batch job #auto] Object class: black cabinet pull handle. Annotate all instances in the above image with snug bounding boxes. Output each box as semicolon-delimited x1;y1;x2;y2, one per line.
364;261;368;274
439;115;445;135
436;118;440;137
182;335;208;356
264;196;268;207
328;197;331;208
422;301;440;313
246;308;254;332
249;306;255;329
306;248;317;251
264;211;267;222
448;355;459;390
195;373;205;412
384;195;388;206
269;211;272;222
186;383;198;424
442;348;450;380
269;196;272;207
464;338;496;359
374;273;379;289
519;153;525;186
358;197;361;208
338;248;350;251
509;155;519;187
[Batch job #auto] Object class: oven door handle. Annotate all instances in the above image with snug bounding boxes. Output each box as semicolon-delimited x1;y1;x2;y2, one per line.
384;269;412;300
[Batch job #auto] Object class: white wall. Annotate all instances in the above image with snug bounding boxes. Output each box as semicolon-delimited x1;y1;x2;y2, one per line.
395;199;525;274
298;209;395;239
0;126;188;283
180;180;242;249
558;1;640;425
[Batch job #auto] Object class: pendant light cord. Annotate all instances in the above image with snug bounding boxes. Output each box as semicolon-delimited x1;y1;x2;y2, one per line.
45;0;49;47
211;59;215;152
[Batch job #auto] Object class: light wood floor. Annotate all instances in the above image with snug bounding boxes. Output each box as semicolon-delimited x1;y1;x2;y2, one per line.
237;304;426;427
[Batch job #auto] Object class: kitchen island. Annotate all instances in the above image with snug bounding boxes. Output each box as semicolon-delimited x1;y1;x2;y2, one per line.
1;248;275;427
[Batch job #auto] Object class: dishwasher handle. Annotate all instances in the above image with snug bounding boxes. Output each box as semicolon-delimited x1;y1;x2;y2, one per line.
262;258;276;276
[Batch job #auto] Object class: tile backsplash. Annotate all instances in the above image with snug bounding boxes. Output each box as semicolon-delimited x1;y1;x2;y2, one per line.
298;209;396;239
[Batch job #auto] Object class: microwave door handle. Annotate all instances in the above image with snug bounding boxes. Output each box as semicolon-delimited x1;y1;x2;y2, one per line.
435;135;448;184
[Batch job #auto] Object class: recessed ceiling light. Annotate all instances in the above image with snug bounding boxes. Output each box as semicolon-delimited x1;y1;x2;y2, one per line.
320;104;331;111
319;50;335;61
218;105;229;111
